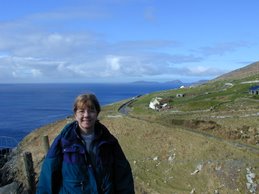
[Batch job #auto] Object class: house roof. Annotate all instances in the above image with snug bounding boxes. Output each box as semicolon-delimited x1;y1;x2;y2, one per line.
250;85;259;90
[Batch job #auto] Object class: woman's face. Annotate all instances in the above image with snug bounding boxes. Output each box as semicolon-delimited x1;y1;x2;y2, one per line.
75;106;98;134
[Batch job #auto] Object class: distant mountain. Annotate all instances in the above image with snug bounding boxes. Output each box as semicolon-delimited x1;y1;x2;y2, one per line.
132;62;259;86
132;80;183;85
164;80;183;85
132;79;209;87
190;79;209;85
132;81;160;84
213;61;259;81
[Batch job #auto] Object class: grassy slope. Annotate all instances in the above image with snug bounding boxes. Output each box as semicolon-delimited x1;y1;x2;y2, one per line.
101;115;258;193
6;75;259;193
121;74;259;193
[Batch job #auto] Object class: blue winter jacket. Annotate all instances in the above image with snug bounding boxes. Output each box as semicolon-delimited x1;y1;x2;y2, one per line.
36;121;135;194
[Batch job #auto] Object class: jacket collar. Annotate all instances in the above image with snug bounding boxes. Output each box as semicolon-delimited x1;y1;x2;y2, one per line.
72;120;116;143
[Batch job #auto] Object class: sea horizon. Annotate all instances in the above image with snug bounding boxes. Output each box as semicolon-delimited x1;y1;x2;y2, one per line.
0;82;181;147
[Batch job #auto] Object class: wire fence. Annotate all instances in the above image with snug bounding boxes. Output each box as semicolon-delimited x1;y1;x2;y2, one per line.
0;136;18;168
0;136;41;193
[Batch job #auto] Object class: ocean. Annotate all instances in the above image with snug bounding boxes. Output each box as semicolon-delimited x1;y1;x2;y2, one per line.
0;83;179;147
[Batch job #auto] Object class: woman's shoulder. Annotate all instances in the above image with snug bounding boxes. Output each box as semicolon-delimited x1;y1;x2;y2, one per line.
95;121;118;143
60;121;78;138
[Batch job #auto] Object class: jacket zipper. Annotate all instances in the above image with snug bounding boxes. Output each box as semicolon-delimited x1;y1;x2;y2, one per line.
80;181;85;191
76;133;89;192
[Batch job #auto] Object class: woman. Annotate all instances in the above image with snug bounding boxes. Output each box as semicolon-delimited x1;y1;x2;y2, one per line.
37;93;135;194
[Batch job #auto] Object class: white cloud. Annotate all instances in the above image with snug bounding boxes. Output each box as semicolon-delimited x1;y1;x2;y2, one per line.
0;9;229;83
189;66;209;74
46;33;65;45
106;55;121;71
31;69;42;77
187;66;224;76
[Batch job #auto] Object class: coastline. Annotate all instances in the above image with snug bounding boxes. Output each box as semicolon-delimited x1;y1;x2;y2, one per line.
1;94;258;193
0;82;179;144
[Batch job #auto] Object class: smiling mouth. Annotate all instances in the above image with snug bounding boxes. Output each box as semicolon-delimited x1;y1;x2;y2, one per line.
82;119;93;122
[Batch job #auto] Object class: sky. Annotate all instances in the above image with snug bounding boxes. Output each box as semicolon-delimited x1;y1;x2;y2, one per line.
0;0;258;83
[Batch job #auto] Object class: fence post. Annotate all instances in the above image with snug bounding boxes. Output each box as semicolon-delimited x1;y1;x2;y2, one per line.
23;151;35;194
42;135;50;155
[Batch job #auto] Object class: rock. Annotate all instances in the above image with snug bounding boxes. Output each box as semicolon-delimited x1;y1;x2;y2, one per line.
191;164;203;175
0;182;19;194
153;156;158;161
246;168;257;193
190;188;195;193
168;153;176;162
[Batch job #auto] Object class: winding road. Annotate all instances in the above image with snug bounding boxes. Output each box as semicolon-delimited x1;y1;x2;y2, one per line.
118;98;259;155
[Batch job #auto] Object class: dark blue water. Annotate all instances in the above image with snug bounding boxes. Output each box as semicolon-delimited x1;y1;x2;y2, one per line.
0;83;178;145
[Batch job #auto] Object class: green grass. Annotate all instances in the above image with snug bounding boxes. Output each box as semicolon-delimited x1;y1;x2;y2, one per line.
110;75;259;193
130;79;259;113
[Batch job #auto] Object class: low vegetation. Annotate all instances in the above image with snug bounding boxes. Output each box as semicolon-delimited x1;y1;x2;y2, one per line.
1;62;259;193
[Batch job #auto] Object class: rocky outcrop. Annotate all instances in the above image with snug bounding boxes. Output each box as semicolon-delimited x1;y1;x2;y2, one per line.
0;182;20;194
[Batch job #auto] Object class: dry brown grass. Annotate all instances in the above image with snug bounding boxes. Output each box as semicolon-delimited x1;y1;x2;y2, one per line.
3;101;259;194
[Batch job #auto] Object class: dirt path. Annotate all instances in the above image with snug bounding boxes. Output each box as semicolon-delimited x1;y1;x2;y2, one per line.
102;113;259;194
118;100;259;155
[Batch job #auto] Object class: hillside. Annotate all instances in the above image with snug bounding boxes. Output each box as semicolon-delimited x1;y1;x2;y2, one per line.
1;62;259;193
213;61;259;81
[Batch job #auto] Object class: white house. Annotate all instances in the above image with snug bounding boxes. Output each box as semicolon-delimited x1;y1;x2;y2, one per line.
149;97;162;110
